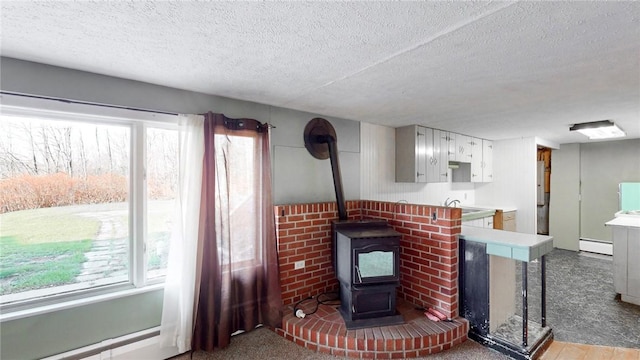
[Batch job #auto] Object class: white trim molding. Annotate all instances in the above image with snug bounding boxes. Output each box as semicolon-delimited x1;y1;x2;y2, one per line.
41;327;180;360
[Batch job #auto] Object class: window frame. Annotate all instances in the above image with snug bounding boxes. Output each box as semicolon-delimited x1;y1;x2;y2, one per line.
0;93;178;314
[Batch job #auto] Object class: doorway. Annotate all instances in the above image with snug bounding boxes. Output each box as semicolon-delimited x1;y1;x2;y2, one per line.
537;147;552;235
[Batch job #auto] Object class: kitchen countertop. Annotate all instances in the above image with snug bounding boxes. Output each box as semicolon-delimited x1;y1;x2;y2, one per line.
469;205;518;212
459;225;554;262
459;205;517;221
605;216;640;228
460;208;496;221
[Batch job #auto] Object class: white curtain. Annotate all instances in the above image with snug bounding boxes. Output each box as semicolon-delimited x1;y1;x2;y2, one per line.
159;114;205;353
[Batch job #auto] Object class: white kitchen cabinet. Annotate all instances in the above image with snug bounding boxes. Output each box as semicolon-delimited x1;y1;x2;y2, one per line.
608;219;640;306
396;125;492;183
431;129;450;182
470;138;493;183
470;137;482;182
446;132;457;161
396;125;449;183
463;218;482;227
466;209;517;230
483;216;494;228
439;131;455;182
463;215;494;228
395;125;427;182
455;134;472;163
482;139;493;182
426;128;439;183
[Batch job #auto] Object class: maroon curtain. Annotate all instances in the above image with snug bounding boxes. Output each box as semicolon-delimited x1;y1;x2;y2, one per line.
191;113;282;351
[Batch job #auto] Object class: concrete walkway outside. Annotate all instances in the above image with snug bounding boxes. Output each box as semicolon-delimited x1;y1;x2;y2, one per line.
76;210;129;284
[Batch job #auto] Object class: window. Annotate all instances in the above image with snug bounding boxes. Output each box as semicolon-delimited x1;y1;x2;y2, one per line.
146;127;178;280
215;134;260;268
0;97;178;308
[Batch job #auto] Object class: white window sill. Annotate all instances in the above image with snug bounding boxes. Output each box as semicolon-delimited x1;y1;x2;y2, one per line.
0;283;164;323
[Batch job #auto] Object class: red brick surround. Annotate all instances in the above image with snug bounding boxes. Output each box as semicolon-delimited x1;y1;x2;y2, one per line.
275;200;361;307
273;200;464;358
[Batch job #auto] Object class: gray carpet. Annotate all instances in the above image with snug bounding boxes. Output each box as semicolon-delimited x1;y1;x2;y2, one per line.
171;327;510;360
516;249;640;349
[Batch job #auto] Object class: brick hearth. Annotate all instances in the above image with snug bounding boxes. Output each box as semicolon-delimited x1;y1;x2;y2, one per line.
273;200;465;358
275;298;468;359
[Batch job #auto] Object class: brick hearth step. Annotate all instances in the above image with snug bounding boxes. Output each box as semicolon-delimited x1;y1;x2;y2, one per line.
274;298;469;359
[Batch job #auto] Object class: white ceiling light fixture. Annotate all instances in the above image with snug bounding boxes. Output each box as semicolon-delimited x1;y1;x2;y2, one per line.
569;120;626;140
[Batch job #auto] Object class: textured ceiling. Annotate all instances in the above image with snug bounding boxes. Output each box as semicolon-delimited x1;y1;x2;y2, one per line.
1;1;639;144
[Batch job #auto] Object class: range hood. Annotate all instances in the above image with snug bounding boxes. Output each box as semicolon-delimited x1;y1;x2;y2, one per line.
449;161;472;182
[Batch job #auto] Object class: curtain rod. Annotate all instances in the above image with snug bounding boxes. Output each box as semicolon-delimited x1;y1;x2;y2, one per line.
2;91;277;129
0;91;179;116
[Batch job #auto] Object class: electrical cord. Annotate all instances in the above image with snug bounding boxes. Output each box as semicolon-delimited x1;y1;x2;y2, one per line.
293;291;340;318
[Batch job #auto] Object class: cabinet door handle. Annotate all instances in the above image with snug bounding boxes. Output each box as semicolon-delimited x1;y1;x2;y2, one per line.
417;172;424;177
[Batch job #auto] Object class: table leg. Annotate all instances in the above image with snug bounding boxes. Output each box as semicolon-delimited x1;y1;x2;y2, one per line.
522;262;528;348
541;255;547;328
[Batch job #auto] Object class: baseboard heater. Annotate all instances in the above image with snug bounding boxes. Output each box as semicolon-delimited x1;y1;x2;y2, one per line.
579;238;613;256
40;327;179;360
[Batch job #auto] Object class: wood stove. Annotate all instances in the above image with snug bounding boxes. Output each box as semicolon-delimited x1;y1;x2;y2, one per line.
303;118;404;329
333;220;404;329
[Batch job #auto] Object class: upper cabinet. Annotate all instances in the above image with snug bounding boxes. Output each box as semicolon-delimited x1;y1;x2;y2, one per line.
396;125;447;183
438;130;453;182
395;125;427;182
470;138;493;182
482;140;493;182
430;129;449;183
453;134;472;163
396;125;493;183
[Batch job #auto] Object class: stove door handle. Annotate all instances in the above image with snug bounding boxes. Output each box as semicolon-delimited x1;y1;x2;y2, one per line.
355;265;363;283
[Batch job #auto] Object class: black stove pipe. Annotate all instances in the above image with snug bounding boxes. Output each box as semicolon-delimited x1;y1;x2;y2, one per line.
316;134;347;221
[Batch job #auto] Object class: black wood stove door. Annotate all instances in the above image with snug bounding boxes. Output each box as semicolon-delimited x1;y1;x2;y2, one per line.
339;282;398;321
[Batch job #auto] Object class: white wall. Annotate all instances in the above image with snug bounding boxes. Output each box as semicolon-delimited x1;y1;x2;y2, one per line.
476;137;538;234
360;122;475;206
